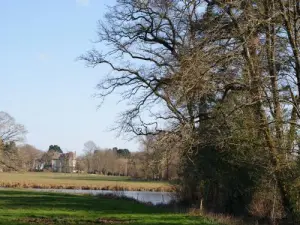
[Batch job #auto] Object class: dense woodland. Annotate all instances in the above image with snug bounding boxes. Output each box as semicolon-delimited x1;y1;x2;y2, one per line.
1;0;300;224
0;112;175;179
80;0;300;224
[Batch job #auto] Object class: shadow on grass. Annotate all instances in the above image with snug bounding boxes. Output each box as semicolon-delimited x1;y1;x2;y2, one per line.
0;190;158;214
0;190;220;225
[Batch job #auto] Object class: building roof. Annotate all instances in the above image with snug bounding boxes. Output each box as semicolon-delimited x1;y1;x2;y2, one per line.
59;152;75;160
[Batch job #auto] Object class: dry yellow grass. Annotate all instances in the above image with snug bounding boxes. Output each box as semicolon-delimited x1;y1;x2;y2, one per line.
0;172;173;192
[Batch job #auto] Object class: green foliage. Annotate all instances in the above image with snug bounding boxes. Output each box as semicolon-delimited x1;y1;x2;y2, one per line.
178;144;262;215
113;147;131;157
48;145;63;153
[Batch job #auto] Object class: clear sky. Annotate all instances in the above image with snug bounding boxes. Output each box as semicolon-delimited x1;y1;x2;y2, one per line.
0;0;140;154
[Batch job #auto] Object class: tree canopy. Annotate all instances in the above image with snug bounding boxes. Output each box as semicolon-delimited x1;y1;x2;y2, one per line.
81;0;300;223
0;111;27;143
48;145;63;154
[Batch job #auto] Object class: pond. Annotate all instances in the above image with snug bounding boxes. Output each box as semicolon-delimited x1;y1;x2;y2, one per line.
28;188;175;205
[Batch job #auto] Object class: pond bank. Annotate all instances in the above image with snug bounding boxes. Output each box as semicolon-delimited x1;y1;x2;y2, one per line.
25;188;174;205
0;181;172;192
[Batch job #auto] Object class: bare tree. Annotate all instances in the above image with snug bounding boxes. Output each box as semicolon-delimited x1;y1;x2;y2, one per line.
0;112;27;171
84;141;98;153
75;156;86;172
80;0;210;136
0;111;27;143
83;141;98;173
18;144;43;171
81;0;300;222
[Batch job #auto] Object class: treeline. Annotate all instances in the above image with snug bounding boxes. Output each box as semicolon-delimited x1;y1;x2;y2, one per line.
0;112;68;172
1;141;47;172
80;0;300;224
0;112;177;178
78;140;178;180
127;136;178;180
77;142;130;175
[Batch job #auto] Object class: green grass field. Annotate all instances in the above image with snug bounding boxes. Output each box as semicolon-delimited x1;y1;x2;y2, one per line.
0;172;172;192
0;189;221;225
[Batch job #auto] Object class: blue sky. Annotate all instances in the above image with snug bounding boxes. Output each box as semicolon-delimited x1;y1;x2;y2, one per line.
0;0;140;154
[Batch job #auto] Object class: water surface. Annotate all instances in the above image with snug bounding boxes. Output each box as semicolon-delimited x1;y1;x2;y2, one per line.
29;188;174;205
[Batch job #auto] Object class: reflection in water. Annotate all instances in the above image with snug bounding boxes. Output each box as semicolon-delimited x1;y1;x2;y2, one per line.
29;188;174;205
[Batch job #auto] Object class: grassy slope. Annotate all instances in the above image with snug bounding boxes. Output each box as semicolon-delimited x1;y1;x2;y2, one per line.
0;172;171;192
0;190;221;225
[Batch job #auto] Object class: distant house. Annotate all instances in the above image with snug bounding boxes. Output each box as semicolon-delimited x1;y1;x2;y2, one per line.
35;151;76;173
52;152;76;173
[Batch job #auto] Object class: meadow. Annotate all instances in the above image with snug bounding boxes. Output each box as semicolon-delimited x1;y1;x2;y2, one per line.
0;172;172;192
0;189;224;225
